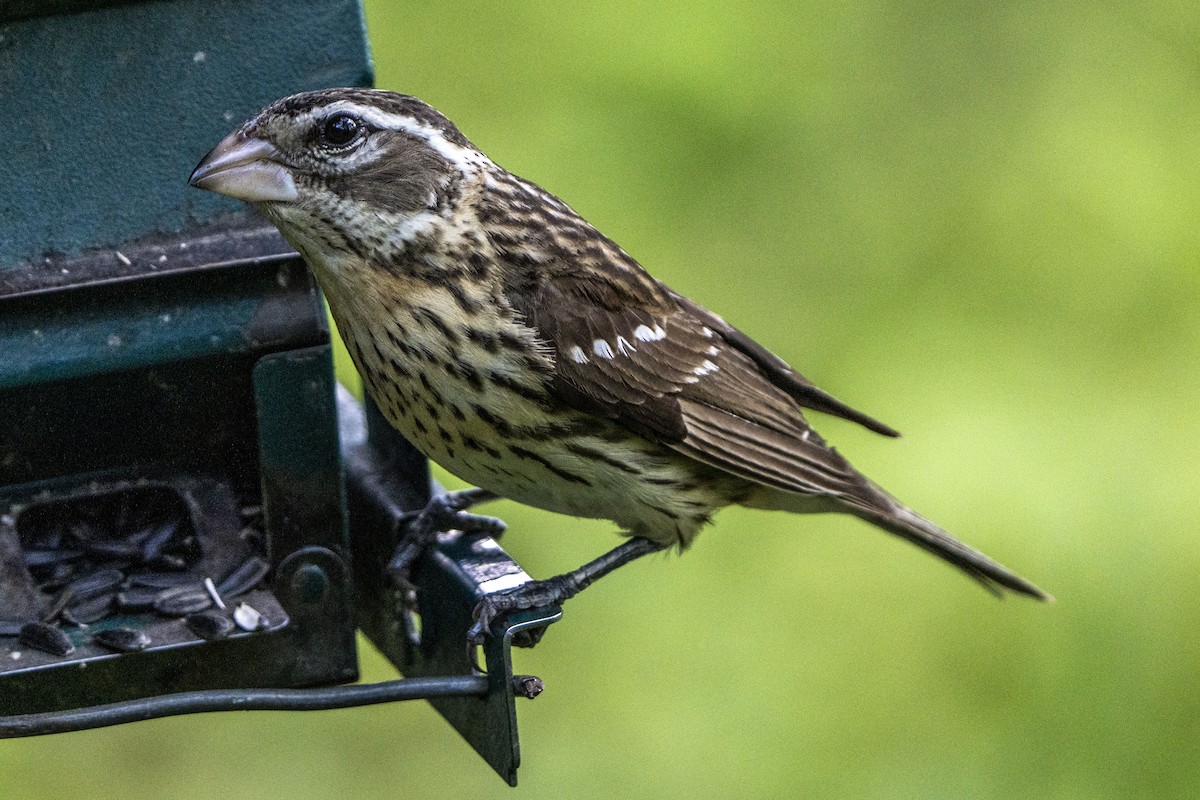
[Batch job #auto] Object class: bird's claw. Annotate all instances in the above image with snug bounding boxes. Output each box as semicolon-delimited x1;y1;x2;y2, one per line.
467;576;570;645
387;489;503;584
466;603;496;650
465;587;554;672
385;489;503;649
393;506;506;540
394;489;505;541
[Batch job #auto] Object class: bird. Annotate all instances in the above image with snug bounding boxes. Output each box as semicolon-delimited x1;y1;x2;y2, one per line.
189;88;1048;640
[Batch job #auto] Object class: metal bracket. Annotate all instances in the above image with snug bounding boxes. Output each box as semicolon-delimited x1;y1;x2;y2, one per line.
340;385;560;786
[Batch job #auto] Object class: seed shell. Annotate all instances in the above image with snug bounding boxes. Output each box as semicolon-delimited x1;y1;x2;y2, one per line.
40;586;77;623
185;610;235;640
19;622;75;656
232;602;268;632
92;627;151;653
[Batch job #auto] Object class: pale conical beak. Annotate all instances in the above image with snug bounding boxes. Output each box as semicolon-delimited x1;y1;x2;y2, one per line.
189;131;299;202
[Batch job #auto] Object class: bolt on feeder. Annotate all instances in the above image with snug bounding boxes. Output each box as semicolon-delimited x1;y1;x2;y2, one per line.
0;0;555;786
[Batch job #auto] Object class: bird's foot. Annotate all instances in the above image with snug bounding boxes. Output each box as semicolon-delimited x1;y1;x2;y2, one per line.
387;488;503;646
388;487;504;578
467;575;578;650
466;536;665;651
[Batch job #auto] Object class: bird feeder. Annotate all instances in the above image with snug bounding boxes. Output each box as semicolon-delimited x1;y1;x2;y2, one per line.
0;0;555;785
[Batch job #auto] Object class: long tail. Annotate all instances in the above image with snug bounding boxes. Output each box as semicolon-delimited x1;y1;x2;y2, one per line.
850;502;1050;600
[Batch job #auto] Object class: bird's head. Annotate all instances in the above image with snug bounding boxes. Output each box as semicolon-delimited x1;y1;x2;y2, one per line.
189;88;488;263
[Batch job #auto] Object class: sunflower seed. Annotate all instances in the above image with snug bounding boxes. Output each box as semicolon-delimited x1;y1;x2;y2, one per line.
216;555;269;599
64;593;115;625
185;610;234;640
23;548;84;567
19;622;74;656
138;520;179;562
115;586;159;611
69;567;125;601
125;570;196;589
83;539;140;561
153;584;211;616
92;627;150;653
40;586;76;623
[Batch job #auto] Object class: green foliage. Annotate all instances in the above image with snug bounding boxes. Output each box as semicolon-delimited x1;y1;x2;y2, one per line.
4;2;1197;797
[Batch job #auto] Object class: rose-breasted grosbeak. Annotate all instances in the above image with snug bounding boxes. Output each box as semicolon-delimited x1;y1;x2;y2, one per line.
190;89;1047;639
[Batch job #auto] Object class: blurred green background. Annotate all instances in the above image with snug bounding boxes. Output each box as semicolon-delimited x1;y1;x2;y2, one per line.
5;1;1200;797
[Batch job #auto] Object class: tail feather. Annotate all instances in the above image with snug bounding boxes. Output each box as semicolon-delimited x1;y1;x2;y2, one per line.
853;503;1050;600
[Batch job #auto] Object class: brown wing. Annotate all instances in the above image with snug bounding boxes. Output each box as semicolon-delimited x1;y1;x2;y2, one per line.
485;170;896;500
668;292;900;438
516;271;889;502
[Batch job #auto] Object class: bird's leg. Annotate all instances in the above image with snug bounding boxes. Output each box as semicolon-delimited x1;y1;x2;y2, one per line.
388;488;505;646
468;536;665;647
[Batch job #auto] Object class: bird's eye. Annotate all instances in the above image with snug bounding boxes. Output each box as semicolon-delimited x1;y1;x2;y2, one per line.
319;113;363;148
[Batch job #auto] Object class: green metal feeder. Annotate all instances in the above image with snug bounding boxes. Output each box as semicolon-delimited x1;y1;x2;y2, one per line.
0;0;555;786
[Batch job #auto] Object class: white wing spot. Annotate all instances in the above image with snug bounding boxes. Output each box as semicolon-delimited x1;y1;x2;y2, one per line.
706;345;719;356
801;430;811;442
701;326;715;338
615;335;636;355
568;345;589;364
694;359;719;376
593;339;615;359
634;324;668;342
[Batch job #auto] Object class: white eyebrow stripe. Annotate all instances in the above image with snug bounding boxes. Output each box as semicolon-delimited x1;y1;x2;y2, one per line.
323;102;492;173
593;339;615;359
